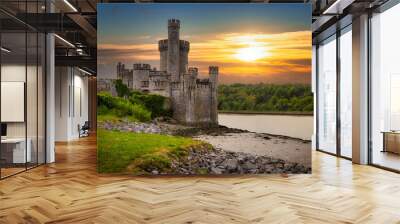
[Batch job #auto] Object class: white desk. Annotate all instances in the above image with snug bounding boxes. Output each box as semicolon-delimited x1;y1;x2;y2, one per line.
1;138;31;163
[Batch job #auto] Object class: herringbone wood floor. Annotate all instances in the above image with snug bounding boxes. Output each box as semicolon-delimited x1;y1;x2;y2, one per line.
1;136;400;224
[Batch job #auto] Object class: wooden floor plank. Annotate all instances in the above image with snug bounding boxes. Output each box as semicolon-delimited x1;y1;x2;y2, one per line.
0;136;399;223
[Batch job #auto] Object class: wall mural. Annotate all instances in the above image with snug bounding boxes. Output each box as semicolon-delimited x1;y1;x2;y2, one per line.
97;3;312;175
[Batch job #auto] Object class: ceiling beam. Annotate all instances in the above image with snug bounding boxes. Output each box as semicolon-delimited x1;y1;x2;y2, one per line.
55;55;96;74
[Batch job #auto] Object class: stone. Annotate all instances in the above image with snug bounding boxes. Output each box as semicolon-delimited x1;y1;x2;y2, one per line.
210;167;224;175
151;170;159;175
242;161;257;171
221;159;238;171
249;169;259;174
275;162;284;169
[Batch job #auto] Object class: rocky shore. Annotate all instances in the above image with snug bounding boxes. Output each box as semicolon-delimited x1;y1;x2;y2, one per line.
167;146;310;175
98;118;312;174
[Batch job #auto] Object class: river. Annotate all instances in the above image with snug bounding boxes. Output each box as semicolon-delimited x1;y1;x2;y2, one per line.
218;113;314;140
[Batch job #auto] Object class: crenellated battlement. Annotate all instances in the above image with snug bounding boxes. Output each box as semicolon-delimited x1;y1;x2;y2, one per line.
158;39;168;51
179;40;190;52
188;67;198;75
168;19;180;28
133;63;151;70
196;79;211;88
209;66;219;74
149;70;169;78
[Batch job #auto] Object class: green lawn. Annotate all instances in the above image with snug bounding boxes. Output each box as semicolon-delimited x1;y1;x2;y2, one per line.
97;114;137;123
97;128;207;174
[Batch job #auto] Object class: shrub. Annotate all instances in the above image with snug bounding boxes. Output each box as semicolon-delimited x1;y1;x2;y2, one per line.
130;92;172;118
114;79;130;97
97;92;151;122
130;103;152;122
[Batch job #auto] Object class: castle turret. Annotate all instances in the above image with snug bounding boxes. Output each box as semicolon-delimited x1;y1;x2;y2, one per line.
158;39;168;71
167;19;180;82
188;67;198;78
133;63;151;70
117;62;124;80
179;40;190;74
209;66;219;125
209;66;218;85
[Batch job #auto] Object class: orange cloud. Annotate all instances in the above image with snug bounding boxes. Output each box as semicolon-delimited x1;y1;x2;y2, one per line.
98;30;311;84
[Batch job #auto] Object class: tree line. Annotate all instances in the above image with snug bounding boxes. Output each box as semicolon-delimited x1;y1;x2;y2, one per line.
218;83;313;113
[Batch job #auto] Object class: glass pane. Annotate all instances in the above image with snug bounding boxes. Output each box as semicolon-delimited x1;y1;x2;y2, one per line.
38;33;45;165
317;35;337;154
1;31;27;177
371;4;400;171
339;28;352;158
27;31;38;169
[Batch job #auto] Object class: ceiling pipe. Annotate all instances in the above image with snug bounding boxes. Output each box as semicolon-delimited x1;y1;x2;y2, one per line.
63;0;78;12
54;34;76;48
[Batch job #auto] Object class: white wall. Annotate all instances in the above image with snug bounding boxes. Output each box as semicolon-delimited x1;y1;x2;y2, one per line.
55;67;89;141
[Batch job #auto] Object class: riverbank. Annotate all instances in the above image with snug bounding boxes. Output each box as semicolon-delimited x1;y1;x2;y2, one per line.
98;119;311;174
218;110;313;116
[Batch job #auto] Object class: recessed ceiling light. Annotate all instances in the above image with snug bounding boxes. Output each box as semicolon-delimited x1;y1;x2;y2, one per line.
1;47;11;53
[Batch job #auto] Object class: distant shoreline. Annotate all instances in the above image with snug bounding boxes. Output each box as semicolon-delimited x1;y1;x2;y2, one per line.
218;110;313;116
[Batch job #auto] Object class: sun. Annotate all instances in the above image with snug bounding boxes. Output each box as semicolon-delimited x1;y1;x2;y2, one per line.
235;46;269;62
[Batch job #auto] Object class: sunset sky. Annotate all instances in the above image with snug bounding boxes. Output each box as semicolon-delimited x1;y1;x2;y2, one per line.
98;4;311;84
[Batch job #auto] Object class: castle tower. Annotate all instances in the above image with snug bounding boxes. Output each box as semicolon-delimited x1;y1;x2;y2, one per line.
117;62;124;80
167;19;180;82
179;40;190;74
158;39;168;71
209;66;219;125
188;67;198;79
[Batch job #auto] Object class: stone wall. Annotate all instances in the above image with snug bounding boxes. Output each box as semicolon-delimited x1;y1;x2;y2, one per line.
171;82;186;122
194;81;213;125
209;66;219;124
97;78;117;96
149;71;170;97
131;64;151;91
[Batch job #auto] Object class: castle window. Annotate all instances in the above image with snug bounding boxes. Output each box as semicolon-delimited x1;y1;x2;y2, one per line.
141;81;149;87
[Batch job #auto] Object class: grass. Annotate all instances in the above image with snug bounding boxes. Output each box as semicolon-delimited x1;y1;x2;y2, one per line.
97;114;137;123
97;128;209;174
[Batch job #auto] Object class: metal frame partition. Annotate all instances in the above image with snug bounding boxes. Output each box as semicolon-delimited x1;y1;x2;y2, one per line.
314;16;353;161
0;1;47;180
315;0;400;173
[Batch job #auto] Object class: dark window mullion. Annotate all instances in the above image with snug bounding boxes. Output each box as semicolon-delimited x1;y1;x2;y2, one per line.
0;24;2;179
36;0;39;167
316;44;319;151
336;28;341;157
25;0;28;171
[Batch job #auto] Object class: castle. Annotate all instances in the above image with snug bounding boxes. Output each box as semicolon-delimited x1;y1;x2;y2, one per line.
116;19;218;125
